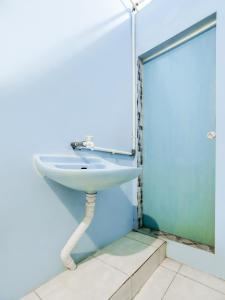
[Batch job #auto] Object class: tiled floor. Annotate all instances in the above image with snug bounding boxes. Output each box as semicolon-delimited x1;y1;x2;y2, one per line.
134;258;225;300
21;231;165;300
21;232;225;300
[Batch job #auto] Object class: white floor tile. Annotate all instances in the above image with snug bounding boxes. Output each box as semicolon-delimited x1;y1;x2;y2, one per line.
94;237;157;276
110;279;132;300
20;292;40;300
134;266;175;300
39;288;77;300
131;248;164;298
179;264;225;295
35;271;70;298
161;258;181;272
126;231;164;248
164;274;225;300
36;258;128;300
159;244;166;263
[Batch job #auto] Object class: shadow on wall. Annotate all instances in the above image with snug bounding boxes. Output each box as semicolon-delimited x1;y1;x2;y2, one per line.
143;214;160;231
45;176;134;262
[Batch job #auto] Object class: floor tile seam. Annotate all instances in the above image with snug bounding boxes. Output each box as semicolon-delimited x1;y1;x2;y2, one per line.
37;276;113;300
130;244;165;277
160;262;181;299
130;260;162;300
178;273;225;296
177;263;183;273
94;235;164;257
96;244;164;299
161;271;177;300
123;236;161;248
130;246;165;299
34;254;131;299
92;236;155;257
135;230;165;243
126;234;165;248
108;256;160;300
33;245;163;300
34;290;42;300
160;263;181;275
34;277;82;299
34;276;68;299
108;277;132;300
35;289;46;299
94;255;130;276
159;264;177;274
95;243;163;278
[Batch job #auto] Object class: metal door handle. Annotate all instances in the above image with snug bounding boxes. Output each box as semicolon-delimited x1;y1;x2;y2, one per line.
207;131;216;140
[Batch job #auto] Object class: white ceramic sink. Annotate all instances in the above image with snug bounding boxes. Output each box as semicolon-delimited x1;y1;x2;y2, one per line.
33;153;141;271
33;154;141;193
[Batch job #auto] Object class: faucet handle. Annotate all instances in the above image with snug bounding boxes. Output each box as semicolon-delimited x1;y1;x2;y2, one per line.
85;135;94;142
84;135;95;148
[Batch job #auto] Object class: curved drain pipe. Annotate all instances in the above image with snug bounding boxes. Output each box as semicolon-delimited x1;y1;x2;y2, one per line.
60;193;96;270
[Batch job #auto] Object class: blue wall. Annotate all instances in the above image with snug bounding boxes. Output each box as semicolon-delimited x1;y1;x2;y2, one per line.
0;1;135;299
136;0;225;280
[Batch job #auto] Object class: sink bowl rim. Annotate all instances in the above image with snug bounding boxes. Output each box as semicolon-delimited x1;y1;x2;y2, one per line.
33;154;141;173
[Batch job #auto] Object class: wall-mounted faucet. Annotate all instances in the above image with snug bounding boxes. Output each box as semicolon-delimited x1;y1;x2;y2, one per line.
71;135;135;156
71;136;95;150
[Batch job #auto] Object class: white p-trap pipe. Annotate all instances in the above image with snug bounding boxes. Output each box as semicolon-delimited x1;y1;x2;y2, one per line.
60;193;96;270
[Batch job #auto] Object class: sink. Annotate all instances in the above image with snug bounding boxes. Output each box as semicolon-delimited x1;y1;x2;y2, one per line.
33;153;141;271
33;154;141;193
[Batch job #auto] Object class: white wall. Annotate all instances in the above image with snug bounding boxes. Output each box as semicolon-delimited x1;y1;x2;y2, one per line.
136;0;225;280
0;1;135;299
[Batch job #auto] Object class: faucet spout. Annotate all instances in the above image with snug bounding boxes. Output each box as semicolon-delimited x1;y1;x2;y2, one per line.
70;141;85;150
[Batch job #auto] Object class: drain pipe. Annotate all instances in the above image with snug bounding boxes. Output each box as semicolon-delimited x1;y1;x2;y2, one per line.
60;193;96;270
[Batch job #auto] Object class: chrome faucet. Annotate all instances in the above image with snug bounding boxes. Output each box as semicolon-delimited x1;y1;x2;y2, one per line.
71;136;95;150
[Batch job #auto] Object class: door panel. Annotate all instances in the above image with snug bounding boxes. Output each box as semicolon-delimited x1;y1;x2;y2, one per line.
143;27;216;246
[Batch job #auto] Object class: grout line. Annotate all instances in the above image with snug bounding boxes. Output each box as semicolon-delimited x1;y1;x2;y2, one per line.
135;229;165;242
94;255;130;276
161;261;225;297
176;262;225;295
34;290;42;300
28;238;164;300
95;242;165;278
97;244;165;299
160;265;177;274
125;234;166;248
160;262;182;274
178;273;225;296
177;263;183;273
109;278;131;300
131;262;161;300
161;272;177;299
160;260;184;299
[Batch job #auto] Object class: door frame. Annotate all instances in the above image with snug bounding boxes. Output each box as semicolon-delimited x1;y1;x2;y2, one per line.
136;14;217;247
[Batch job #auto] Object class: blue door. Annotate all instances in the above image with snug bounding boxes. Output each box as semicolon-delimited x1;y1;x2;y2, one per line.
143;27;216;246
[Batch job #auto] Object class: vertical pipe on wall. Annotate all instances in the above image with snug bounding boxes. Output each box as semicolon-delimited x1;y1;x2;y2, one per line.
131;10;137;152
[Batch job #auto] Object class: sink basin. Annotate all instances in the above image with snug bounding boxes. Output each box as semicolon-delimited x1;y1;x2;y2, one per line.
33;153;141;270
33;154;141;193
